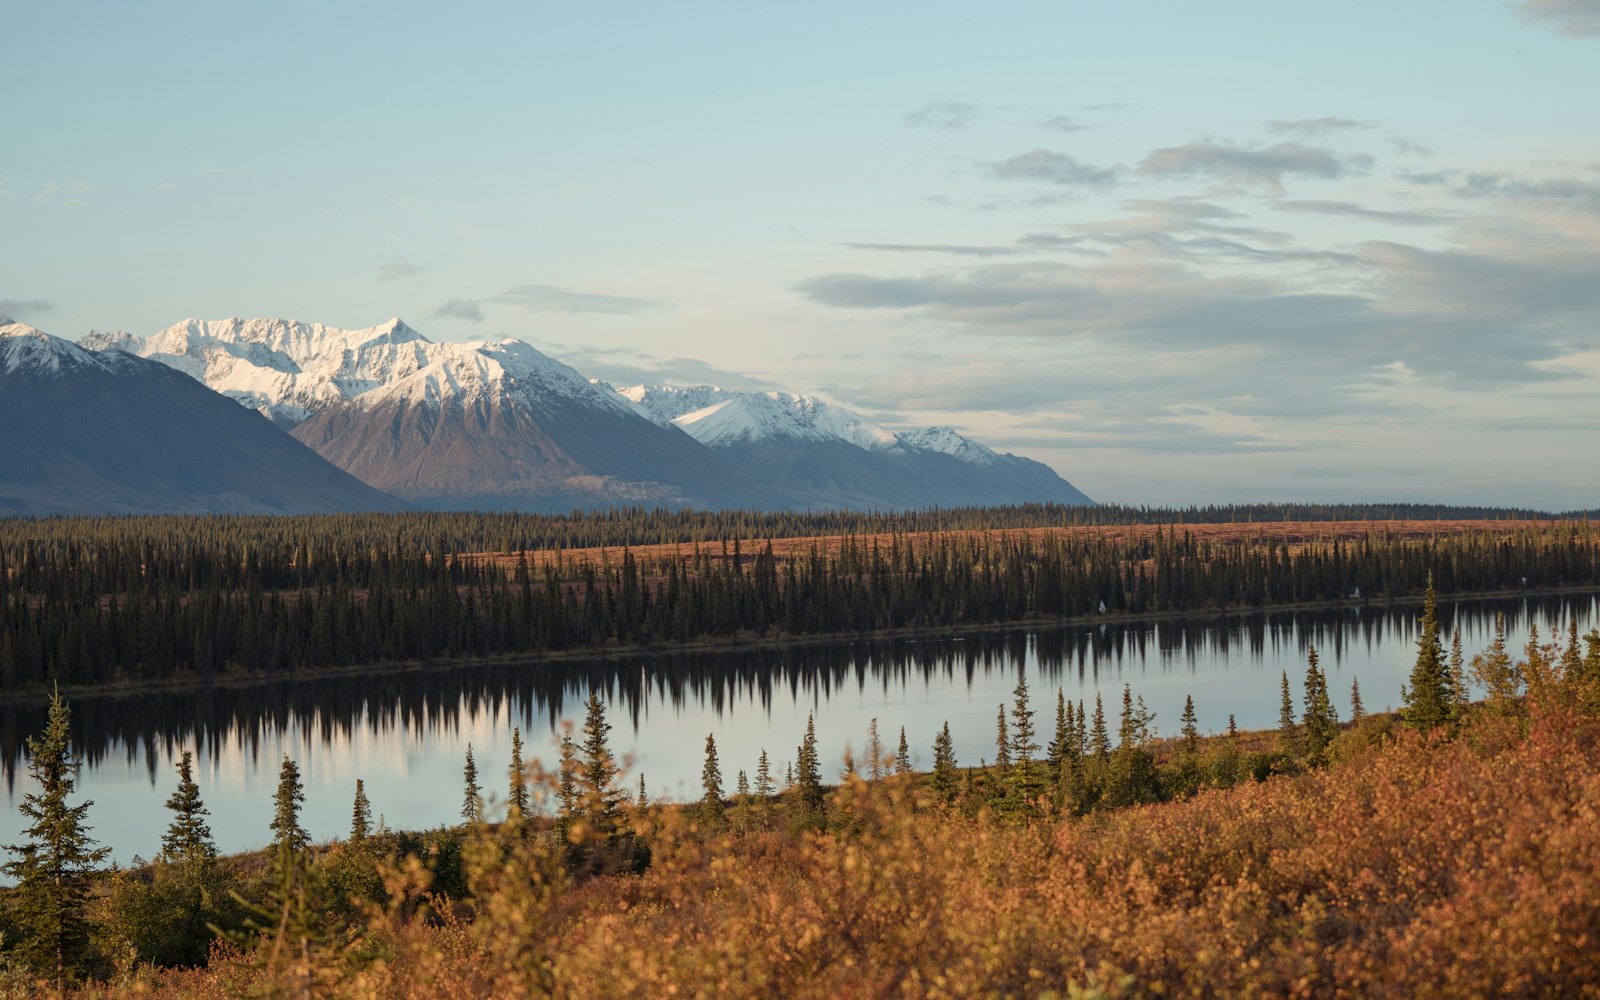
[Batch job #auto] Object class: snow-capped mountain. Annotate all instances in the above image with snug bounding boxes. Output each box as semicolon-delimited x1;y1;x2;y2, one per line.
0;320;401;516
612;383;1091;509
71;315;1091;513
81;317;751;511
86;316;455;426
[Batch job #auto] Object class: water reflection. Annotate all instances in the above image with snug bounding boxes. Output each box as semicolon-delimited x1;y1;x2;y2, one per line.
2;593;1593;864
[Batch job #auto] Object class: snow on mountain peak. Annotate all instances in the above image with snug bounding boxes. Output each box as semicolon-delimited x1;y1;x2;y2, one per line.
2;321;113;376
617;383;904;452
897;425;1000;465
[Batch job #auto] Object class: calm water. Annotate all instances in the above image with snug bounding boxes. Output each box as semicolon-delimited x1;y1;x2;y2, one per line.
2;593;1595;865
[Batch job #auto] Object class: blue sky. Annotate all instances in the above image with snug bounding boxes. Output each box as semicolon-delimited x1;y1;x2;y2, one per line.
5;1;1599;507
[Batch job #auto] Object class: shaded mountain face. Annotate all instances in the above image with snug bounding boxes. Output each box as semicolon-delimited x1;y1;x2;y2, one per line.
95;318;758;511
614;384;1094;509
287;341;756;511
86;315;1091;512
0;321;402;516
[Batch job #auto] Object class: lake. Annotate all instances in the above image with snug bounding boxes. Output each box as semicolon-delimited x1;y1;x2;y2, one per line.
2;592;1594;865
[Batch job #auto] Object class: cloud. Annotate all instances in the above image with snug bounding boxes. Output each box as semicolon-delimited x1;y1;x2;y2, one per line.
545;343;774;390
1037;115;1086;133
1512;0;1600;36
31;180;92;207
1138;141;1372;193
904;101;979;129
0;299;53;321
1276;199;1445;225
495;283;665;316
377;257;426;281
1265;117;1374;135
988;149;1120;188
842;242;1022;257
431;298;484;322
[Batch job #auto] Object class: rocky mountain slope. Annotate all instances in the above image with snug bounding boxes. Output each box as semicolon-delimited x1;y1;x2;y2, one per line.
0;320;402;516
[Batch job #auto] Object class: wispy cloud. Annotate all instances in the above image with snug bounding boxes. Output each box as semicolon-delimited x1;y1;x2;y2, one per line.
495;283;665;316
0;298;54;322
1512;0;1600;36
545;342;773;390
377;257;426;281
1276;199;1445;225
431;298;484;322
1138;141;1371;193
842;241;1023;257
1037;115;1086;133
1265;117;1374;135
989;149;1120;188
905;101;979;129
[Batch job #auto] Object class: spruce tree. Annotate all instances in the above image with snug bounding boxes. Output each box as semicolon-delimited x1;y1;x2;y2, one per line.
1089;693;1111;760
993;704;1011;776
1180;696;1200;757
462;744;482;823
269;755;309;856
795;713;823;813
931;721;957;802
555;730;577;839
1350;678;1366;721
1403;575;1453;730
894;726;912;776
1007;675;1040;802
578;690;622;833
1277;670;1298;755
161;749;216;863
3;693;110;983
1047;689;1070;770
350;779;372;844
508;727;531;819
756;749;774;801
700;733;725;825
636;773;648;810
1301;646;1338;764
1449;627;1469;709
865;718;884;781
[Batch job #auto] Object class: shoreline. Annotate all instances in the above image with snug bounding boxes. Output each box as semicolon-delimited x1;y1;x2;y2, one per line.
5;583;1595;708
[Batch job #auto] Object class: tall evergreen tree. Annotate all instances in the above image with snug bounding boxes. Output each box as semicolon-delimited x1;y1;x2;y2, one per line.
462;744;482;823
350;779;372;844
865;718;884;781
269;755;309;856
1047;689;1070;770
1449;627;1469;709
578;690;623;833
700;733;725;825
508;727;530;820
1301;646;1338;764
756;750;775;800
3;693;109;983
1403;575;1453;730
636;773;648;810
161;749;216;863
931;722;958;802
1350;678;1366;721
993;704;1011;776
1008;675;1039;802
895;726;912;776
795;712;823;812
1089;694;1111;760
1277;670;1298;755
1180;696;1200;757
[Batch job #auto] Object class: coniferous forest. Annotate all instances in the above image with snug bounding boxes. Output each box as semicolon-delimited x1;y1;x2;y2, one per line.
0;577;1596;996
1;505;1597;693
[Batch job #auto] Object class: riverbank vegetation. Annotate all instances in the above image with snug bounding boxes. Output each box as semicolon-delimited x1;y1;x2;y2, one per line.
1;584;1597;996
1;507;1596;695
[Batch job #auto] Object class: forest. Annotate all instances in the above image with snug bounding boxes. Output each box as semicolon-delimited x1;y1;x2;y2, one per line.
0;583;1597;996
2;506;1598;693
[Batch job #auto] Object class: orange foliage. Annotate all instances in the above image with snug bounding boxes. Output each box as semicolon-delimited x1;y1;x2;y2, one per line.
106;703;1600;998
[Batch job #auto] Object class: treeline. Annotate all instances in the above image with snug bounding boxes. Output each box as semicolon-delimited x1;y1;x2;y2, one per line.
3;589;1598;993
0;502;1580;562
2;513;1598;688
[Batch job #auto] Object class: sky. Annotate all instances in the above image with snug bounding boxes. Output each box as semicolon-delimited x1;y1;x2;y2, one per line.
4;0;1599;509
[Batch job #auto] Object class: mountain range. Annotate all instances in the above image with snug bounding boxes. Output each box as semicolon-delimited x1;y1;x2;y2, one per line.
0;319;399;516
6;315;1091;515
